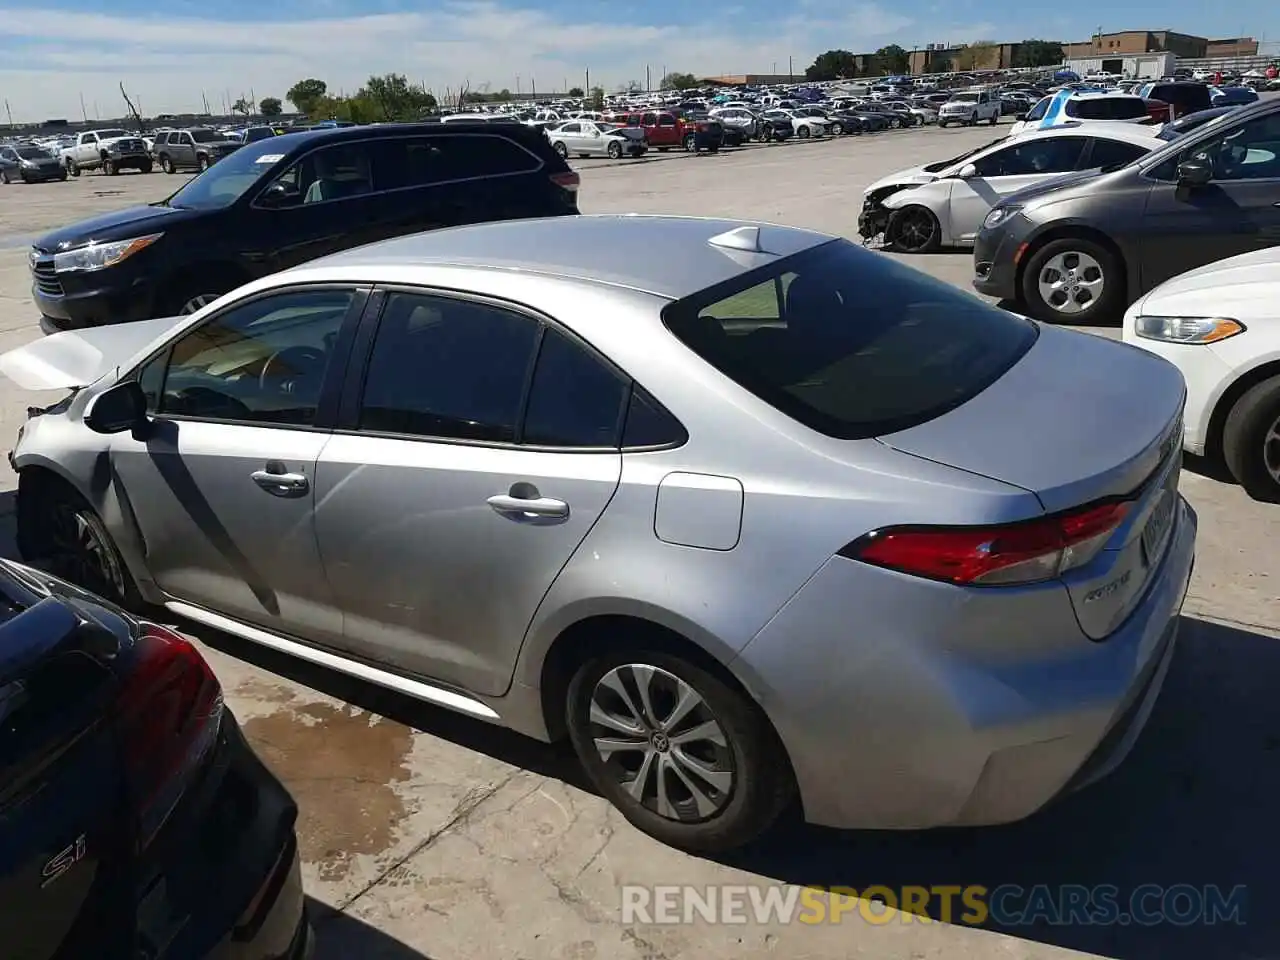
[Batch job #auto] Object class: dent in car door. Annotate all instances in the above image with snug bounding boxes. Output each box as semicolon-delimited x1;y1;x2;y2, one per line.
106;286;364;641
313;291;624;697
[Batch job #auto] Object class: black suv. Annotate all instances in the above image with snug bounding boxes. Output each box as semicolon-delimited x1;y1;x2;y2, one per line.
153;128;244;174
32;123;581;327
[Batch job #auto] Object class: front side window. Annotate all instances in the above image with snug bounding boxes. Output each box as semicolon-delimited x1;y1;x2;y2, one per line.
1087;138;1151;170
561;122;582;134
144;288;353;425
1173;112;1280;181
1025;97;1050;121
973;137;1087;177
359;293;539;442
662;240;1038;440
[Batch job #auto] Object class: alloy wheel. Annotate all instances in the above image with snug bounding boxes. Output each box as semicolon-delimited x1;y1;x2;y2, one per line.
48;504;126;601
1263;416;1280;485
588;664;735;822
1037;250;1105;316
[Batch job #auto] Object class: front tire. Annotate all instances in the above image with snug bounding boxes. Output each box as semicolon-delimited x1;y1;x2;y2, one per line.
25;479;142;610
139;160;153;174
102;158;116;175
553;141;568;159
567;648;794;853
161;155;176;174
197;155;209;173
1020;237;1123;323
830;122;844;135
0;169;8;184
67;159;80;177
887;205;942;254
797;125;811;138
1222;376;1280;502
683;133;697;152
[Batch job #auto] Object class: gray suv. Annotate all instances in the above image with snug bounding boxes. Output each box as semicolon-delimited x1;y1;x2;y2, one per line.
154;128;243;174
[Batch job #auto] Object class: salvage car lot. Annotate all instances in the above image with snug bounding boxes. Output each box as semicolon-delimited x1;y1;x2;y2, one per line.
2;125;1280;959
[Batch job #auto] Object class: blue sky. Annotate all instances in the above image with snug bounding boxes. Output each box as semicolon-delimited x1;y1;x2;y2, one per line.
0;0;1276;120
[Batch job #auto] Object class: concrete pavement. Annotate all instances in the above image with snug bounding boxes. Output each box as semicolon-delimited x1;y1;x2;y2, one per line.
0;125;1277;960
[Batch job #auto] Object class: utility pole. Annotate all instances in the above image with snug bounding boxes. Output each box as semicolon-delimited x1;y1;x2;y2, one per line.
79;92;88;123
250;88;256;113
4;100;11;129
531;78;536;97
516;75;521;96
585;68;590;92
789;55;794;81
646;65;651;91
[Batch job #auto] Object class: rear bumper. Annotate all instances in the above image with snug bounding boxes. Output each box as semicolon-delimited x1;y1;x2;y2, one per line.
733;498;1196;831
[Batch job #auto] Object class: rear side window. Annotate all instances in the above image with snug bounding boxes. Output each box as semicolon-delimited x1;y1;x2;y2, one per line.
1026;97;1050;121
522;329;627;447
375;134;540;189
1086;138;1150;169
662;240;1038;439
1066;98;1148;120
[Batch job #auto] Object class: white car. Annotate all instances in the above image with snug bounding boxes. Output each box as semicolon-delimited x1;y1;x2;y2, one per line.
1122;246;1280;502
1009;90;1151;136
937;90;1001;128
763;109;829;138
858;124;1161;252
547;121;647;159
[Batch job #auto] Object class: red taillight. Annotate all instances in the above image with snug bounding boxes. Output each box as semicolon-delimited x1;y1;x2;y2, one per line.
115;622;223;848
843;501;1132;586
550;171;579;195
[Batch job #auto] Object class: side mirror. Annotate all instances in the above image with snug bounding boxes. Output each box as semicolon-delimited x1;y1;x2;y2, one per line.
1015;112;1029;121
257;181;291;208
957;163;978;179
85;380;148;435
1177;158;1212;187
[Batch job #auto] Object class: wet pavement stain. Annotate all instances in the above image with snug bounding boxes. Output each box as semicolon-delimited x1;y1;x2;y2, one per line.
242;701;414;882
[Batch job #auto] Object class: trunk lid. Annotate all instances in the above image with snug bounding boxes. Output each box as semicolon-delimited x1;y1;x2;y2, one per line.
0;315;185;391
0;564;133;960
879;325;1186;639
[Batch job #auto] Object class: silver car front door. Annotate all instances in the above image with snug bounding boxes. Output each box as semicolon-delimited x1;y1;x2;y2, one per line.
947;135;1090;242
109;285;365;640
313;290;624;697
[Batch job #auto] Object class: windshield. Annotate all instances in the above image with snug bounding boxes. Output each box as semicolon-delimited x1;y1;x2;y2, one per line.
15;147;51;159
662;240;1038;439
950;93;980;103
923;136;1007;172
162;142;286;210
96;129;128;139
245;128;275;142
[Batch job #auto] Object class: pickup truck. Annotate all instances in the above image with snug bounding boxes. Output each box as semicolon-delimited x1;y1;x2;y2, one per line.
615;110;725;152
60;129;153;176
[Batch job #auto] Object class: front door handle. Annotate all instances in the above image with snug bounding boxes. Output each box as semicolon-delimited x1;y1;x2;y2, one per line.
487;494;569;519
251;469;309;496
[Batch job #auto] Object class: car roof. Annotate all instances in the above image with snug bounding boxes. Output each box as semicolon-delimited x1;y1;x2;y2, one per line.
309;215;836;299
1017;122;1161;146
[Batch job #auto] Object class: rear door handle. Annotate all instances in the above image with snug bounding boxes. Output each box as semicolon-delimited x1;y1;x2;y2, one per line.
487;494;569;519
251;469;309;496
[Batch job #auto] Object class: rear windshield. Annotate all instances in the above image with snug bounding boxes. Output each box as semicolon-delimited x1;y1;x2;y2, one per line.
661;240;1039;439
1066;98;1149;120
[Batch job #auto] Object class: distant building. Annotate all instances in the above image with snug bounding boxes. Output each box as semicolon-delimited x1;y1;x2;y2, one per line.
702;74;808;86
1062;31;1257;60
908;43;1022;74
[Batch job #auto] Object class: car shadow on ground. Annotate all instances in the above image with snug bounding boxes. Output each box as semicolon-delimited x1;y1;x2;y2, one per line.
192;614;1278;960
309;898;434;959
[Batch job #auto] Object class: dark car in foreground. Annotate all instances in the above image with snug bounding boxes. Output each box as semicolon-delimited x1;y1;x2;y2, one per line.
30;122;581;328
974;97;1280;323
0;144;67;184
0;558;310;959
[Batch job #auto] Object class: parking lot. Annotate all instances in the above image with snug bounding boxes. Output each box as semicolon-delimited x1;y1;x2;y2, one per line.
1;124;1279;960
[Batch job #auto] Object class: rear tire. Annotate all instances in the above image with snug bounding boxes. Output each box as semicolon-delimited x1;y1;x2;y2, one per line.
197;155;209;173
683;133;697;151
553;141;568;159
1222;376;1280;502
567;647;794;853
607;141;623;159
830;122;844;135
161;155;176;174
139;160;153;174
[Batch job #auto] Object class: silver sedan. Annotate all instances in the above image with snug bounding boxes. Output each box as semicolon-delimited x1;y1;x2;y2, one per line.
0;215;1194;852
547;120;647;160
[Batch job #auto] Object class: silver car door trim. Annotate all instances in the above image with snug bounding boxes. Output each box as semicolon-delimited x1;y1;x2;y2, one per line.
250;469;310;494
486;493;570;519
164;600;501;720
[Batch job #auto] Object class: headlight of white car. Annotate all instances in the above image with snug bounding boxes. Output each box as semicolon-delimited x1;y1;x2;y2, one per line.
1134;315;1246;344
983;207;1019;230
52;234;163;273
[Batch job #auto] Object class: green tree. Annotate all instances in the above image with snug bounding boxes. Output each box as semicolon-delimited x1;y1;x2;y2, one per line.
231;96;252;116
660;71;699;90
955;40;998;71
567;86;584;97
497;88;512;101
286;78;328;114
589;86;605;111
259;97;283;117
1013;39;1064;68
872;44;909;74
805;50;858;81
357;73;437;121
